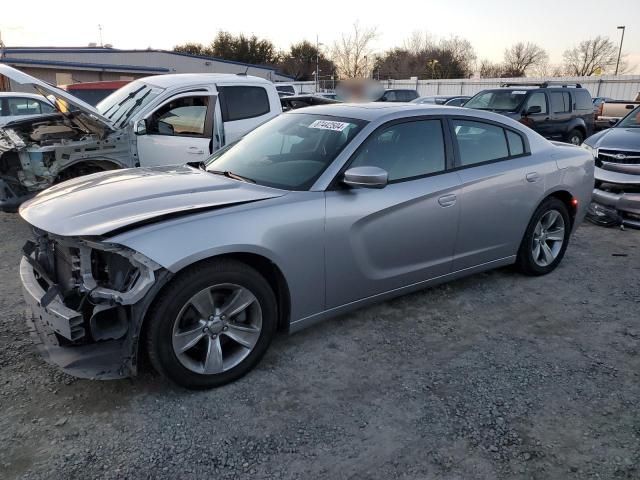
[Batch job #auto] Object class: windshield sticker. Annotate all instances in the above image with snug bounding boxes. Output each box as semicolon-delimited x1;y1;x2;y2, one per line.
308;120;351;132
511;91;527;95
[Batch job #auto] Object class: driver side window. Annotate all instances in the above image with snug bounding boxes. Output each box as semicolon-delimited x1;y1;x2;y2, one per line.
147;96;209;137
525;92;547;114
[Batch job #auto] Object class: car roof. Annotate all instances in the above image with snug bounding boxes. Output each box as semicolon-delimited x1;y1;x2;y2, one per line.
287;102;488;121
0;92;47;99
137;73;273;89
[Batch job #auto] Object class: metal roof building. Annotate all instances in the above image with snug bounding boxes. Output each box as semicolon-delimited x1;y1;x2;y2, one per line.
0;47;293;91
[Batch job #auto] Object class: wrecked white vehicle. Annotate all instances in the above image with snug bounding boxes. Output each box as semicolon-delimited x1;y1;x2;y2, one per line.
0;65;282;210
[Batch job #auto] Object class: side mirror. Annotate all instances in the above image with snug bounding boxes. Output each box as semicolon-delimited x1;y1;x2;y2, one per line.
343;166;388;189
134;119;147;135
525;105;542;115
609;119;618;126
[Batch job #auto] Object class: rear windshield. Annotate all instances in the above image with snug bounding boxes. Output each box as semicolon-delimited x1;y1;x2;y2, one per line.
465;90;528;111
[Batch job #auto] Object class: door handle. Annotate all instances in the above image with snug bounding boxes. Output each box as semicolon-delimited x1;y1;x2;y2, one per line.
438;194;457;207
187;147;205;155
526;172;540;183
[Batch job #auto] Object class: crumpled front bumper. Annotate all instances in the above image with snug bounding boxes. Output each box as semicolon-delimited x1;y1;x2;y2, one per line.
588;167;640;229
20;256;133;379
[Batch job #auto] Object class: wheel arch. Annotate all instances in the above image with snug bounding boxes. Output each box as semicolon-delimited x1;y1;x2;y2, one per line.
54;158;124;182
138;251;291;350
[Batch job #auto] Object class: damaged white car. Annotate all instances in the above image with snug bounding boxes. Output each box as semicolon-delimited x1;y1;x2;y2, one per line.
0;65;281;211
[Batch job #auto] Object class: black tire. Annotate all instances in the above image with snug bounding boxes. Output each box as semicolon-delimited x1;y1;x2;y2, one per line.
516;197;571;276
145;259;277;389
566;129;584;146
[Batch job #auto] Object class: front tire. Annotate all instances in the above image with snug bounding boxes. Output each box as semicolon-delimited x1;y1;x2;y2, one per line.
145;259;277;389
516;198;571;276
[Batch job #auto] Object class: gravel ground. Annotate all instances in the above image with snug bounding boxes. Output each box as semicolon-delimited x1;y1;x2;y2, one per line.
0;212;639;480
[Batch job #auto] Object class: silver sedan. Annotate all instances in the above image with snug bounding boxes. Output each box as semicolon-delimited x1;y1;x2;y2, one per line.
19;103;594;389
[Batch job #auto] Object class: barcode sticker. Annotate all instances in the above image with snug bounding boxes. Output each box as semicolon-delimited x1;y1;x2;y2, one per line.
308;120;351;131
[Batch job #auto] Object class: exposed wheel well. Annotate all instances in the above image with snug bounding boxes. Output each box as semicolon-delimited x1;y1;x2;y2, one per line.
54;160;121;183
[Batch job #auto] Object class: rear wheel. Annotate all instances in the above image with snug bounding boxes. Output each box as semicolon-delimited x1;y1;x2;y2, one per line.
146;259;277;389
516;198;571;276
566;129;584;145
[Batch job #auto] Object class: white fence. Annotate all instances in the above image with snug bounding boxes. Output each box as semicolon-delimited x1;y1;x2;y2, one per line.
383;75;640;100
284;76;640;100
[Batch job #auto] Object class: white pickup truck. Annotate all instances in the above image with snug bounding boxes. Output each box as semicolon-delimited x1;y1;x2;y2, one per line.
0;65;282;210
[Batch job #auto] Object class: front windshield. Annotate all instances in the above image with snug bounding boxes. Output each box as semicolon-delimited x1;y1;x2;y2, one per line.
96;80;164;127
465;90;528;111
206;113;367;190
617;106;640;128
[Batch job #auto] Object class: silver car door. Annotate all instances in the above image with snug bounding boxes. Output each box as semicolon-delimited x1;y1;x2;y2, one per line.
324;118;461;309
448;117;547;271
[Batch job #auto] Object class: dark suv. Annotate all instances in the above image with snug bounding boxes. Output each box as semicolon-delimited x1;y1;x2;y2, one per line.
377;89;420;102
464;82;594;145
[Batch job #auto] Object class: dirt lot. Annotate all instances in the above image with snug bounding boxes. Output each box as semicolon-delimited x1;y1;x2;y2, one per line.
0;212;639;480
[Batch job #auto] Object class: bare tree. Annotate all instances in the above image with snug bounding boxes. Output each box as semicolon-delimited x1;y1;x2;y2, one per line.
440;36;476;78
503;42;548;77
403;31;435;55
479;59;504;78
529;61;566;78
562;36;629;76
331;23;378;78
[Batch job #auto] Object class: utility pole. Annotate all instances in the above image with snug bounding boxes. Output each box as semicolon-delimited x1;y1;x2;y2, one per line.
98;24;103;48
615;25;625;75
315;34;319;93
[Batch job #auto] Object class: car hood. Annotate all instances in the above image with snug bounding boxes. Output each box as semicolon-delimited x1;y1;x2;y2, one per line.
19;165;287;237
586;127;640;150
0;64;115;137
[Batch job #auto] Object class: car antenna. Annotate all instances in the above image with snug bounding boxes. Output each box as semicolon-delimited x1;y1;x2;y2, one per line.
237;66;249;76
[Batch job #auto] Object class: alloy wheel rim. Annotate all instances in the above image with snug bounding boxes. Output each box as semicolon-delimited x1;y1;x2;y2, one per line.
531;209;565;267
570;135;581;145
172;283;262;375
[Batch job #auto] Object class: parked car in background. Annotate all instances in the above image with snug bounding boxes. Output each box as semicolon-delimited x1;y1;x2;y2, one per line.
376;89;419;102
19;102;593;388
0;92;56;125
280;94;340;111
314;92;337;100
0;65;282;211
60;80;131;106
464;82;594;145
411;95;470;106
595;99;640;131
274;83;297;97
583;105;640;228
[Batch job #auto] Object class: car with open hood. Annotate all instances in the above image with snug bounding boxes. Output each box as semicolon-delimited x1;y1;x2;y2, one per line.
0;65;281;211
583;105;640;228
19;103;594;389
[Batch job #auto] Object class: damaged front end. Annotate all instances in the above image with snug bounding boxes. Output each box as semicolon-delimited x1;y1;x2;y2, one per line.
0;114;130;212
587;149;640;229
21;230;171;379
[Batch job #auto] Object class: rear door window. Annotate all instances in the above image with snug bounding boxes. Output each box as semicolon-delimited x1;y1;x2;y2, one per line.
550;92;569;113
452;119;510;166
218;86;270;121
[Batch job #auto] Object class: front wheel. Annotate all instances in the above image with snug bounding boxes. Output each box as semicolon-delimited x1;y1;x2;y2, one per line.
516;198;571;276
145;259;277;389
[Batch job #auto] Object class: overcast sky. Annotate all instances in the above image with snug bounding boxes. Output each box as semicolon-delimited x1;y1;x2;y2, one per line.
1;0;638;73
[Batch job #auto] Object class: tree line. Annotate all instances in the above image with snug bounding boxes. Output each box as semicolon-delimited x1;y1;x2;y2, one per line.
174;25;632;80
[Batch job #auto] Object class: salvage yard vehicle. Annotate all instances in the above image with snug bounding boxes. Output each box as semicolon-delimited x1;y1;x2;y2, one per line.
411;95;470;106
377;89;420;102
0;92;56;126
584;105;640;228
19;103;594;389
464;82;594;145
280;94;340;112
0;65;282;211
595;98;640;131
